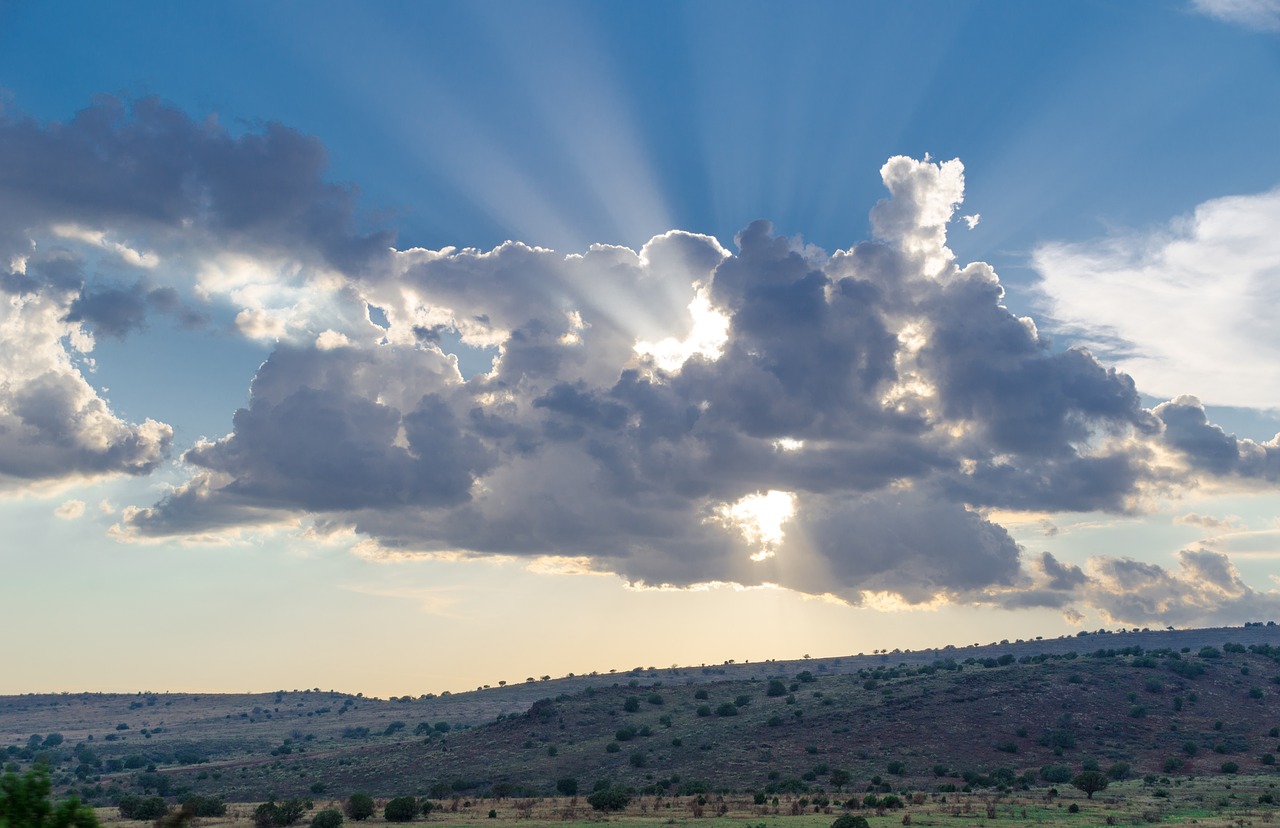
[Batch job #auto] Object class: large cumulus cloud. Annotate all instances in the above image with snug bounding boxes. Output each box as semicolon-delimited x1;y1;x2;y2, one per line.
8;96;1277;622
120;153;1219;613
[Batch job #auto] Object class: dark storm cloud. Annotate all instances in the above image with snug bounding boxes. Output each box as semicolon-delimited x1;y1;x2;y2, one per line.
64;281;204;338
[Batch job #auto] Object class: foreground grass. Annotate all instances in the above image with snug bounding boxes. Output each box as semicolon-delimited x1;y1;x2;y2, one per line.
92;775;1280;828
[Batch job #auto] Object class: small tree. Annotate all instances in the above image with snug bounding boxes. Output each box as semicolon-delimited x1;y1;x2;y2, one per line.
345;794;375;822
555;778;578;796
1070;771;1108;799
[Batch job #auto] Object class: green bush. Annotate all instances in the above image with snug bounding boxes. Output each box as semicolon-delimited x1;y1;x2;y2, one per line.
310;810;343;828
831;816;869;828
767;680;787;697
117;795;168;821
254;799;309;828
586;787;631;812
715;703;738;717
1221;761;1239;774
383;797;418;822
344;794;374;822
695;705;711;717
182;796;227;817
623;697;640;713
555;778;578;796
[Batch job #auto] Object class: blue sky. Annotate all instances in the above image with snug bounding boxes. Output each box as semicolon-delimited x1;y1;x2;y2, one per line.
2;0;1280;696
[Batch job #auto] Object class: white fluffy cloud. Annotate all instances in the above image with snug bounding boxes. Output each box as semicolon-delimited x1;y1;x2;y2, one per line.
1032;187;1280;408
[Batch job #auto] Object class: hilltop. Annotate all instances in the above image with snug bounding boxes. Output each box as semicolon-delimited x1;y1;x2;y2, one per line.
5;625;1279;806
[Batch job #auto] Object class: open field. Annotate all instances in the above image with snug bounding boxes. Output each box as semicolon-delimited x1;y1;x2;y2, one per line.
89;775;1280;828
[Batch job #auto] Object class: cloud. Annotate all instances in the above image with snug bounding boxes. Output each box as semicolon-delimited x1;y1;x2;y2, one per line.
1085;549;1280;626
7;95;1269;622
54;499;86;519
1032;186;1280;408
1175;512;1243;531
1155;395;1280;481
117;152;1222;616
1191;0;1280;31
0;252;172;489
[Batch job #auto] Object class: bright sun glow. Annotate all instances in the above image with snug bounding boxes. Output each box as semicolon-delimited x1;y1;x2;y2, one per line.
633;290;730;372
714;490;797;562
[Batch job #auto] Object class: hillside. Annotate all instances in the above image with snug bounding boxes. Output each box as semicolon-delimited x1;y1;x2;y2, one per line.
5;625;1280;806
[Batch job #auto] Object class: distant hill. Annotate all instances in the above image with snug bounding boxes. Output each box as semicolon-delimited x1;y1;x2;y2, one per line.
5;624;1279;804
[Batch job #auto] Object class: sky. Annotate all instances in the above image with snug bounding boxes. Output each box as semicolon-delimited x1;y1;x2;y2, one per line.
2;0;1280;697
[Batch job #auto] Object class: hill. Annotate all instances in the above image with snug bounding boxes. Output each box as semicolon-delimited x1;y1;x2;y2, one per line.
4;625;1279;806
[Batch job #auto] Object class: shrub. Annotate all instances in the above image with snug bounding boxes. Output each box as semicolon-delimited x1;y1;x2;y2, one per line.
623;697;640;713
310;810;343;828
1221;761;1239;774
605;742;620;753
1163;757;1184;773
345;794;375;822
695;705;711;717
254;799;309;828
693;689;709;700
1249;687;1264;699
384;797;418;822
1040;765;1073;783
586;787;632;812
183;796;228;817
767;680;787;697
715;703;738;717
832;816;870;828
118;795;169;821
615;726;637;742
1067;803;1080;813
556;778;578;796
629;751;646;768
647;693;663;706
887;761;906;776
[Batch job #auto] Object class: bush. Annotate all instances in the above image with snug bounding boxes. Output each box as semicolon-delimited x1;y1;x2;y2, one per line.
767;680;787;697
586;787;631;812
383;797;418;822
345;794;375;822
1040;765;1073;783
310;810;343;828
695;705;711;717
182;796;227;817
556;778;578;796
118;795;169;821
647;693;663;705
254;799;309;828
715;703;738;717
693;689;709;700
605;743;620;753
887;761;906;775
831;816;870;828
1067;803;1079;814
1221;761;1239;774
623;697;640;713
